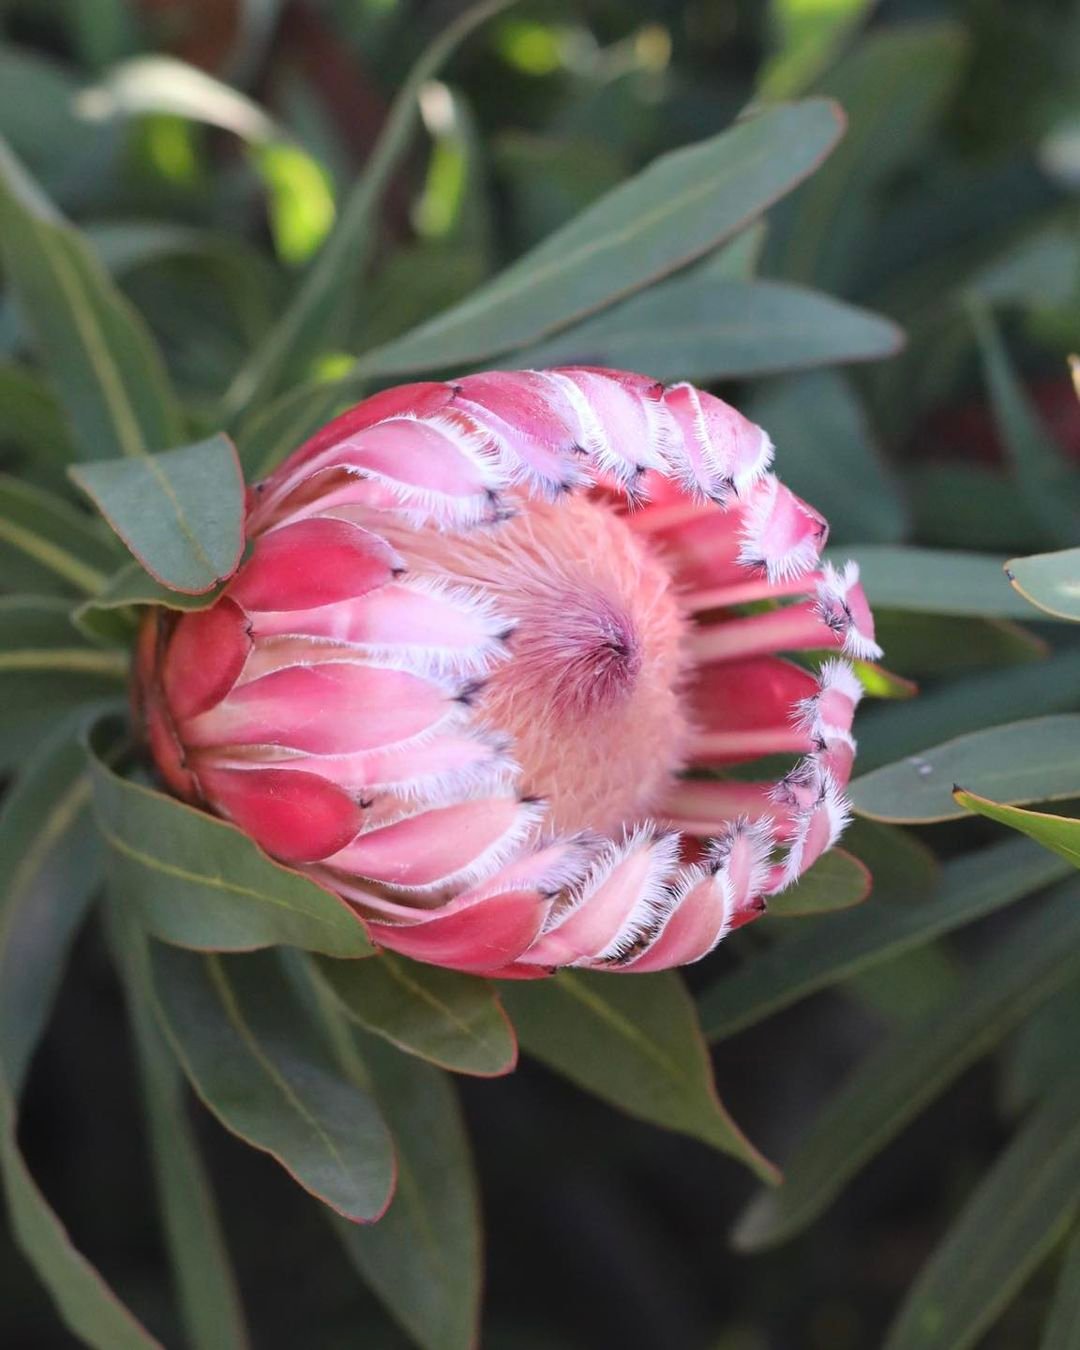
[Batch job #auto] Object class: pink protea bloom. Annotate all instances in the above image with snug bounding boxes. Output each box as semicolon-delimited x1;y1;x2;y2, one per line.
135;368;879;977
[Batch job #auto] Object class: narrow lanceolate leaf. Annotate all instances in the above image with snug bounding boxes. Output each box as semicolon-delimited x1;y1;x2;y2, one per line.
0;475;118;595
501;971;777;1184
1042;1228;1080;1350
883;1078;1080;1350
766;848;871;917
87;727;374;958
1007;547;1080;622
69;434;246;595
107;903;250;1350
149;946;394;1222
314;954;516;1077
0;732;161;1350
512;278;902;381
356;99;845;377
971;302;1080;548
850;714;1080;823
871;611;1046;677
838;547;1054;619
854;648;1080;775
0;137;182;461
700;837;1070;1041
224;0;512;414
953;791;1080;868
335;1034;481;1350
733;878;1080;1251
235;375;356;479
749;371;907;545
76;561;228;631
0;596;129;680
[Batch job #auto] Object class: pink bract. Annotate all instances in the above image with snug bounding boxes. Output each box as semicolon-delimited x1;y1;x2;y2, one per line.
135;367;880;977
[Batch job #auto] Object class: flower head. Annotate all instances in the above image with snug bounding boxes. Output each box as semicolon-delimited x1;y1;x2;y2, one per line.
135;368;879;976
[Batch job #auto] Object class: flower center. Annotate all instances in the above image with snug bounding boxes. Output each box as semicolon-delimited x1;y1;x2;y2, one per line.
392;493;692;834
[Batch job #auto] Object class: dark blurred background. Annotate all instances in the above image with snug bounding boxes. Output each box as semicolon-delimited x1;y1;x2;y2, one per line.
2;0;1079;1346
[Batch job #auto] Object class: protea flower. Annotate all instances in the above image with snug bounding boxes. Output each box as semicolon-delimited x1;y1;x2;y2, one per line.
135;368;879;977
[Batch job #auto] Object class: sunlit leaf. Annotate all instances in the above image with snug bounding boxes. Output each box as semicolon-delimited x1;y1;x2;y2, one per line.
883;1078;1080;1350
953;790;1080;868
851;714;1080;823
734;876;1080;1250
314;954;516;1077
150;946;394;1221
502;970;778;1184
1007;547;1080;622
70;434;245;594
700;837;1067;1041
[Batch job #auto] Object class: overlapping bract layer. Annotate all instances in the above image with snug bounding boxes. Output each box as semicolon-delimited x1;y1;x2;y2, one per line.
136;367;880;976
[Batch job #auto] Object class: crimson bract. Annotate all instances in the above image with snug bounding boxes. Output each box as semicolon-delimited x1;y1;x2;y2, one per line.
135;367;879;976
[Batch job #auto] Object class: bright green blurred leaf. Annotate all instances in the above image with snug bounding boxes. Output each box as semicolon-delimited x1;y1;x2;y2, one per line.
0;138;183;460
70;434;245;594
254;142;336;265
1007;547;1080;622
759;0;875;99
334;1033;481;1350
883;1077;1080;1350
734;877;1080;1250
851;714;1080;823
357;99;845;377
700;836;1068;1040
149;946;394;1221
314;954;516;1077
502;970;778;1183
87;727;375;958
954;790;1080;868
514;278;901;381
225;0;512;414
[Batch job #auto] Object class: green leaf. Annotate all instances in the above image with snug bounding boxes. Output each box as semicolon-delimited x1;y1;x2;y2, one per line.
0;473;117;595
758;0;874;99
313;953;516;1077
871;610;1046;677
839;546;1056;619
766;847;870;917
511;278;902;381
768;22;966;291
501;970;777;1184
87;727;374;958
733;877;1080;1250
355;99;844;378
107;903;250;1350
0;595;128;680
75;560;228;627
883;1078;1080;1350
1007;547;1080;622
224;0;512;414
0;137;183;460
749;371;907;545
851;714;1080;823
1001;981;1080;1115
953;791;1080;868
1042;1227;1080;1350
69;433;246;595
334;1034;481;1350
235;376;356;479
0;363;74;485
149;946;394;1221
0;731;161;1349
854;648;1080;775
971;302;1080;548
700;836;1069;1041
